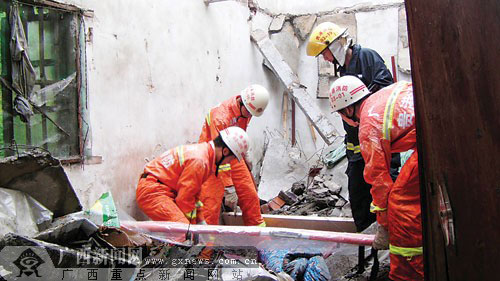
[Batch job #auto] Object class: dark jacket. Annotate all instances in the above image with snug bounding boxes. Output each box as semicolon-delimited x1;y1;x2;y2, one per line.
339;44;394;163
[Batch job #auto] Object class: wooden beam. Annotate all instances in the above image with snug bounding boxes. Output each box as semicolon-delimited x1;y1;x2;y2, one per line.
282;91;288;139
222;212;357;233
251;29;338;145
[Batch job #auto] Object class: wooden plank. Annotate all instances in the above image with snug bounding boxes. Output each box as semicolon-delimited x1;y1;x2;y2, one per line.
222;212;357;233
405;0;500;280
282;91;288;139
251;29;338;144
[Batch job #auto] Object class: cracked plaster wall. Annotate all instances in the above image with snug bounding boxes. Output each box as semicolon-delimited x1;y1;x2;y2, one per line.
54;0;283;219
48;0;411;220
251;0;411;154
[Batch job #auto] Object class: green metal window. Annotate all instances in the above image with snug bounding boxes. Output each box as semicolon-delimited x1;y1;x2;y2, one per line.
0;0;86;160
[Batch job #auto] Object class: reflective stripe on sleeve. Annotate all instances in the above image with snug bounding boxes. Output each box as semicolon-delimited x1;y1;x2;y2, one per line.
390;244;423;257
346;142;361;153
195;200;204;208
217;163;231;172
176;145;185;166
205;112;211;126
382;84;405;140
257;222;267;227
370;202;387;213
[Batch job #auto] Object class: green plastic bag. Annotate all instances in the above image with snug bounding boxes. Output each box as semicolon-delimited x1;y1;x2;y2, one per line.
323;143;346;169
84;192;120;227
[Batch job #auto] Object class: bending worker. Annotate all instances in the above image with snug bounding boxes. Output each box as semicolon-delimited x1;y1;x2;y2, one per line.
307;21;400;275
136;127;251;225
329;75;423;281
198;84;269;227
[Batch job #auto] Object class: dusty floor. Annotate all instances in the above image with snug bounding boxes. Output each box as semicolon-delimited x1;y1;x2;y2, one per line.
326;247;390;281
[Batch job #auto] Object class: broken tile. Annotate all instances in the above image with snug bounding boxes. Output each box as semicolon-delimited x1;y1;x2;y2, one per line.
292;15;317;41
278;190;298;206
269;14;286;33
268;197;286;211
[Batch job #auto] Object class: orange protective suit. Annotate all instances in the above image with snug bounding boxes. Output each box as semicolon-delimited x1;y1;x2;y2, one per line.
136;142;215;224
198;96;265;226
359;82;423;281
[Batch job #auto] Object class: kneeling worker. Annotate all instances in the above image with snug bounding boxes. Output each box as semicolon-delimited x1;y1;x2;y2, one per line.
136;127;250;225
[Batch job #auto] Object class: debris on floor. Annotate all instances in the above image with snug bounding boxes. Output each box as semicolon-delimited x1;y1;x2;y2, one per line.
264;170;351;219
0;148;380;281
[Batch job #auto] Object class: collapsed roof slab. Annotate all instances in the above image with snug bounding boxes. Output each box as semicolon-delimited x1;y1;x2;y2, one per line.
251;29;338;144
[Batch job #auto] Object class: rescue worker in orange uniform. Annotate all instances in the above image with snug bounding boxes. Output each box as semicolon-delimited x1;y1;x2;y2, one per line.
136;127;251;225
307;22;401;277
198;84;269;227
329;76;423;281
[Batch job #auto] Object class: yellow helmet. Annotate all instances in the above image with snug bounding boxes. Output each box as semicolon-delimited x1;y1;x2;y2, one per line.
306;22;347;57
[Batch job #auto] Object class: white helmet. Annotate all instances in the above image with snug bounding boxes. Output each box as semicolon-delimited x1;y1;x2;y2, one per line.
329;76;370;111
241;84;270;117
219;127;250;161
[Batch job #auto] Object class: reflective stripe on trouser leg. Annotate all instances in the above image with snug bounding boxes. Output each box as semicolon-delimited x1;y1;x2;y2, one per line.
387;152;423;280
389;253;424;281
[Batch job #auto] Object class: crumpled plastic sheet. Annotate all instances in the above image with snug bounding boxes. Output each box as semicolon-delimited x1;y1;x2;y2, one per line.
30;72;76;107
0;187;53;238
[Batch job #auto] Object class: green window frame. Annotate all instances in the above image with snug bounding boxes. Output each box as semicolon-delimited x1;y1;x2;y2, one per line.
0;0;88;161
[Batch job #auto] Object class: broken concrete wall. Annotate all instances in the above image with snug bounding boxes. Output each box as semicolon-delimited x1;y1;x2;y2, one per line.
52;0;284;218
251;0;408;152
45;0;410;220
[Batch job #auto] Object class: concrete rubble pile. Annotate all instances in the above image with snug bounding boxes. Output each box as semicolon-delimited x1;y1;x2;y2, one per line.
257;137;352;219
267;175;350;218
0;150;297;281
